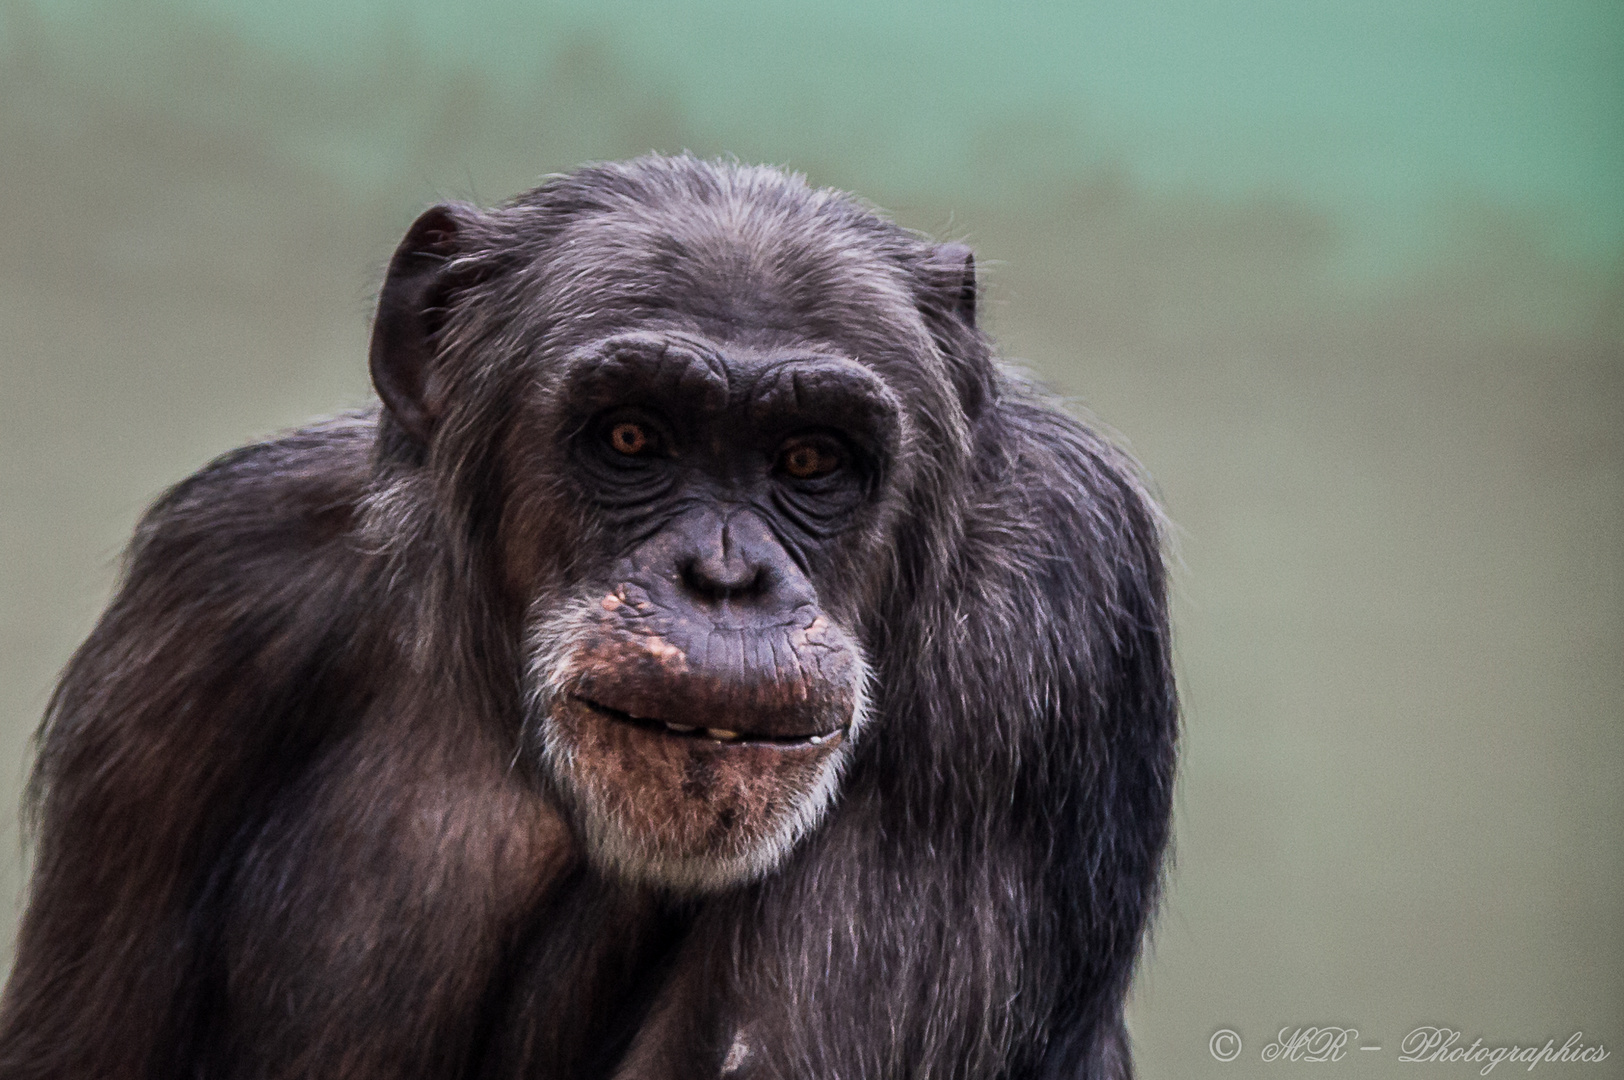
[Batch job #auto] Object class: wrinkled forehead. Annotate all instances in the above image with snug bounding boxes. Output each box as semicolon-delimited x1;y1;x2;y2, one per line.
537;204;933;362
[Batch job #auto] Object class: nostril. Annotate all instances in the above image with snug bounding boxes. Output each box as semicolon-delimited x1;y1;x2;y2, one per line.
681;557;769;601
678;559;711;598
738;565;770;598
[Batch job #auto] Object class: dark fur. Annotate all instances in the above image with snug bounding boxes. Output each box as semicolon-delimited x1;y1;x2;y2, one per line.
0;156;1176;1079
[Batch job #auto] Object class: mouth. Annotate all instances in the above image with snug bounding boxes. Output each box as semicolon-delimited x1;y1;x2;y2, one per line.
572;695;846;749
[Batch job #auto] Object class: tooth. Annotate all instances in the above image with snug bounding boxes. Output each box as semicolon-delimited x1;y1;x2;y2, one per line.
809;734;825;745
666;723;696;734
706;728;740;741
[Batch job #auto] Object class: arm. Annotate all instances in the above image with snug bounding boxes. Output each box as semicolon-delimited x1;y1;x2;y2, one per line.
0;421;380;1077
0;418;577;1079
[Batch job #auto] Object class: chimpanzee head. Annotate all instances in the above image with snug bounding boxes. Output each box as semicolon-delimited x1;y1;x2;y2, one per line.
368;156;985;891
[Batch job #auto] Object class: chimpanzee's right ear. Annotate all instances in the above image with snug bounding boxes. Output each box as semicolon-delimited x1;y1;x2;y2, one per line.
370;204;478;446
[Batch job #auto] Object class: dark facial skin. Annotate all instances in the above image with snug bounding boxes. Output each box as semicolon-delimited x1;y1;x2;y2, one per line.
511;332;900;889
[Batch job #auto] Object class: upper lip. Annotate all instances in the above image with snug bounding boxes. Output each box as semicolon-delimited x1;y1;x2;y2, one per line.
572;695;845;747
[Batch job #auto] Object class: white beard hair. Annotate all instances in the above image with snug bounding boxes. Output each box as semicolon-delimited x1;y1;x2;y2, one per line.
521;591;873;893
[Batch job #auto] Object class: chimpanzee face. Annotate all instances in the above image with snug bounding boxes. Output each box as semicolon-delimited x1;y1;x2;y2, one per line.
515;328;904;891
375;181;959;892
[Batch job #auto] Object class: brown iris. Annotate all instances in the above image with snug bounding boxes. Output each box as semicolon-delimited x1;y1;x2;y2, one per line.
780;440;840;479
609;422;649;455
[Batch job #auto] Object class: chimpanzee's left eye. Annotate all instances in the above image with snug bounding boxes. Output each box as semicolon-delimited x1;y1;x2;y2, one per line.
608;421;652;456
777;437;842;480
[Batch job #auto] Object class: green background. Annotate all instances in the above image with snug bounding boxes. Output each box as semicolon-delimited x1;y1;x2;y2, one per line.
1;1;1619;1074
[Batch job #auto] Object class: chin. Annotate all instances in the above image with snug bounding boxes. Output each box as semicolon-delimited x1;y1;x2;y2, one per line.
525;595;870;892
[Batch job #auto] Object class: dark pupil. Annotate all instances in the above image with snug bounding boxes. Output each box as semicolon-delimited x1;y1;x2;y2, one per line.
610;423;646;455
789;447;824;475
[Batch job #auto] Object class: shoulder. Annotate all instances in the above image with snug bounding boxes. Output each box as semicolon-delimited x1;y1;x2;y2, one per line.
127;411;377;581
81;411;385;664
974;376;1167;585
35;413;385;785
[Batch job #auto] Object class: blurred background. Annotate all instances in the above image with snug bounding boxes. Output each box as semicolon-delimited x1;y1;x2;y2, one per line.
1;0;1619;1074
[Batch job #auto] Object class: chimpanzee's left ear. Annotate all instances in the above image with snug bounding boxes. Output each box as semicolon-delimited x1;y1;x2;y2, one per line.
916;242;992;419
370;203;482;447
924;242;978;328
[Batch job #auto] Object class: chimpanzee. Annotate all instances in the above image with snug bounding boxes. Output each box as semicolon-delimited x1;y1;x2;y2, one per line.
0;155;1176;1079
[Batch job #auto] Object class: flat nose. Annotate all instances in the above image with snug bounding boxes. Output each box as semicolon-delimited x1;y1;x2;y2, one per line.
680;511;772;602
